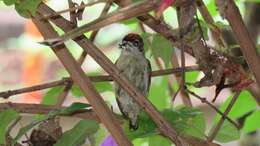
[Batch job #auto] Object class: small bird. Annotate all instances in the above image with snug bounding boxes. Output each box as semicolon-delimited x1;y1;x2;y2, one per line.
114;33;151;130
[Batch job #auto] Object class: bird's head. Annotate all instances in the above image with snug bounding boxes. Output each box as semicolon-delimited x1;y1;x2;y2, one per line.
119;33;144;55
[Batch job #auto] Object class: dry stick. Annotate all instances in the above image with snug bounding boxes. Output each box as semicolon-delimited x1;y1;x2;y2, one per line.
33;15;132;146
186;89;240;129
0;66;199;99
207;91;241;142
42;0;107;20
215;0;260;88
56;1;112;107
38;5;184;146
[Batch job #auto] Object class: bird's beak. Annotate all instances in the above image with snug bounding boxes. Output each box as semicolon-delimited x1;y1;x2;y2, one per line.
119;42;126;49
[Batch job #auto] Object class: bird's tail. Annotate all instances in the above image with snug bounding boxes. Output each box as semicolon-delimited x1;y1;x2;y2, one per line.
129;119;138;130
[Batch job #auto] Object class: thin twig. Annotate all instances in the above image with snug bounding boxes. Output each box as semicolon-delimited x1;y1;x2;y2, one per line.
0;66;199;99
207;91;241;142
185;88;241;129
42;0;107;20
171;52;192;106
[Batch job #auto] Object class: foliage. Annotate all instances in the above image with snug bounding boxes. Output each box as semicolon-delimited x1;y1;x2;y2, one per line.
54;120;99;146
0;0;41;17
0;109;19;145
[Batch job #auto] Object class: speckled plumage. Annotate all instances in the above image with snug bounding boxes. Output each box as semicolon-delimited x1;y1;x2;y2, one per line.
114;33;151;130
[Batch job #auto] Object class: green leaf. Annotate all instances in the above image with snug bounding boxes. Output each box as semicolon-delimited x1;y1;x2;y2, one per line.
148;135;171;146
13;115;47;145
122;18;139;30
148;77;171;110
14;0;41;18
215;91;257;120
71;83;113;98
0;109;19;145
186;71;200;83
60;102;91;115
42;86;64;105
210;120;240;143
71;85;84;97
242;110;260;134
94;82;113;92
3;0;17;6
151;34;174;67
163;107;206;138
124;107;206;140
54;120;99;146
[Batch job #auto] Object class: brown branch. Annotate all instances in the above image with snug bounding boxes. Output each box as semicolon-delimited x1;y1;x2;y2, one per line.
0;102;100;121
0;78;71;99
207;91;241;142
0;66;199;99
33;13;132;146
38;4;185;146
186;89;241;129
171;52;192;106
56;0;113;107
215;0;260;89
42;0;107;20
42;0;159;46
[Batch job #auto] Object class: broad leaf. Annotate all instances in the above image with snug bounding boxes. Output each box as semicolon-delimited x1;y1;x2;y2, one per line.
14;0;41;18
151;34;174;67
71;83;113;98
3;0;17;5
210;120;240;143
148;135;171;146
42;86;64;105
214;91;257;121
54;120;99;146
124;107;205;140
242;110;260;134
0;109;19;145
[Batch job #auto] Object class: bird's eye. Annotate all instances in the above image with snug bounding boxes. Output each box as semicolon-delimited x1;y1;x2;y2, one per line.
133;40;139;47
